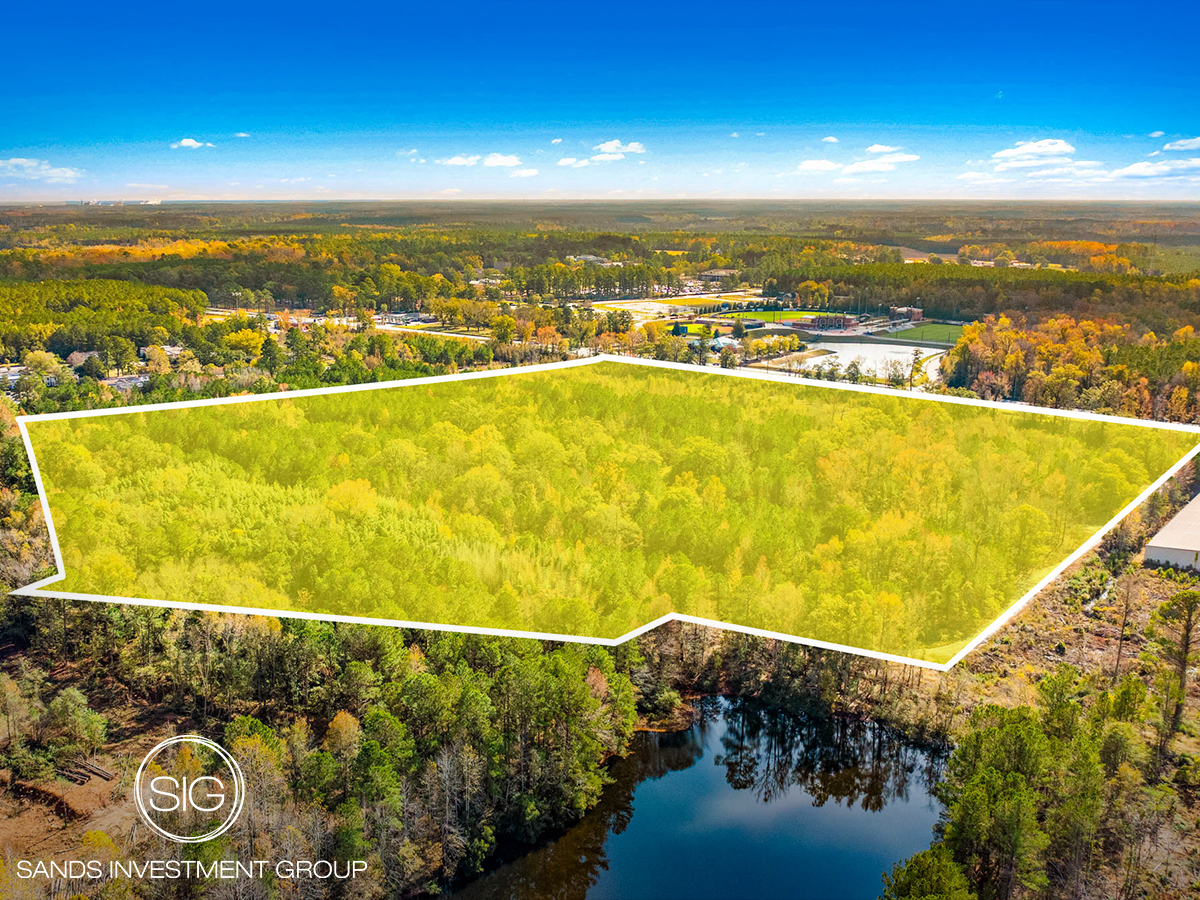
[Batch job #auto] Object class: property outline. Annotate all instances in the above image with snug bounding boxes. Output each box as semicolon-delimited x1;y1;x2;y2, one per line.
13;354;1200;672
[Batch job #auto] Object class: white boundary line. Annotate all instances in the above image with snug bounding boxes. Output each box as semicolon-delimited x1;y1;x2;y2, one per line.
12;354;1200;672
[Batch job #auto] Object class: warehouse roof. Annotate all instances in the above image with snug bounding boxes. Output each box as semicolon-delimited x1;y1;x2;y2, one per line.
1146;495;1200;552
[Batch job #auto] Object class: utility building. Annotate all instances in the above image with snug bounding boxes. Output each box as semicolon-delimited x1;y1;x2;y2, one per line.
1144;495;1200;571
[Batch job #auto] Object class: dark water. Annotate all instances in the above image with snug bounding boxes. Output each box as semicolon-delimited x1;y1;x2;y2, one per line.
455;697;945;900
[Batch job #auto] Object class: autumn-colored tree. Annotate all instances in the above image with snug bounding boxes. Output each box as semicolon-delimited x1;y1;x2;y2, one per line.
324;710;362;793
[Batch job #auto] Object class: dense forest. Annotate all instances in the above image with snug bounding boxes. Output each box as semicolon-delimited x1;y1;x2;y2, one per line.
29;361;1195;664
2;202;1200;899
0;600;643;896
3;549;1199;899
941;316;1200;419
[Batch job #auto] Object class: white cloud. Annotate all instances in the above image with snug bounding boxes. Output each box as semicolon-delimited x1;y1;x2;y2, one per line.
1024;162;1106;179
866;144;901;153
436;154;481;166
992;138;1075;160
0;158;84;183
1109;158;1200;178
126;182;168;190
235;132;250;138
730;132;739;138
995;157;1067;170
821;136;839;143
439;188;462;194
510;168;538;178
557;157;590;168
796;159;842;172
1164;136;1200;151
482;153;521;167
551;138;562;144
398;148;418;156
990;138;1076;170
593;139;646;154
841;161;891;174
591;153;625;162
956;172;1010;185
842;152;919;174
999;157;1102;172
171;137;213;149
1149;131;1165;138
1149;150;1162;157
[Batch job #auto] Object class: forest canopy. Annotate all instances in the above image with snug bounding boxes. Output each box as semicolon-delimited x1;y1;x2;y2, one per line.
21;359;1200;665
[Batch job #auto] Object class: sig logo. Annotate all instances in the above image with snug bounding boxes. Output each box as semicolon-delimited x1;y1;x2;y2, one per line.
134;736;245;843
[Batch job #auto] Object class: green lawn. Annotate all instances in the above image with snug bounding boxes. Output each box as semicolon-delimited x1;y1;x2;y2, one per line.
896;323;965;343
722;310;841;322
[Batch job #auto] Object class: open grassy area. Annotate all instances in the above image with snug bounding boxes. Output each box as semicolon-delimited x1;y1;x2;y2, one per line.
22;358;1199;665
895;322;965;343
722;309;842;322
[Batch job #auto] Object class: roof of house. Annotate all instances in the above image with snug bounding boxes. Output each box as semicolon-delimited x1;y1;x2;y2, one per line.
1147;495;1200;552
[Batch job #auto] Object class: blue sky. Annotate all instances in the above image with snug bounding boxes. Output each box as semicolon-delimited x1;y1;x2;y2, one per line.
3;0;1198;202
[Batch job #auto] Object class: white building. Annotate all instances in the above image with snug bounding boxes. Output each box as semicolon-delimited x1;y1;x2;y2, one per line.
1145;495;1200;571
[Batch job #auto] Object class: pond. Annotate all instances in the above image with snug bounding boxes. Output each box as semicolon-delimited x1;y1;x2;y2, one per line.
454;697;945;900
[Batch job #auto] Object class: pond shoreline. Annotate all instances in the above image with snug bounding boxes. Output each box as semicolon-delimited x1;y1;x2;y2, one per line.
641;691;952;753
452;695;948;900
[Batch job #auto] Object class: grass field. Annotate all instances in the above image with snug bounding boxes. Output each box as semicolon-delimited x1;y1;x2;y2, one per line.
895;323;965;343
722;310;842;322
22;358;1199;665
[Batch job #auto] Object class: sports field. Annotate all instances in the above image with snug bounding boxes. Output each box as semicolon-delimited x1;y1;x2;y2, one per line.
722;310;842;322
19;358;1199;666
895;323;965;343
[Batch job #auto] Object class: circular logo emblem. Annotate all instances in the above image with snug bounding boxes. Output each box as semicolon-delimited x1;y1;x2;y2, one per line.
134;735;245;843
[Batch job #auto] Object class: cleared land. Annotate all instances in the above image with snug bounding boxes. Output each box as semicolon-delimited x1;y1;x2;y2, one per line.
20;359;1200;665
